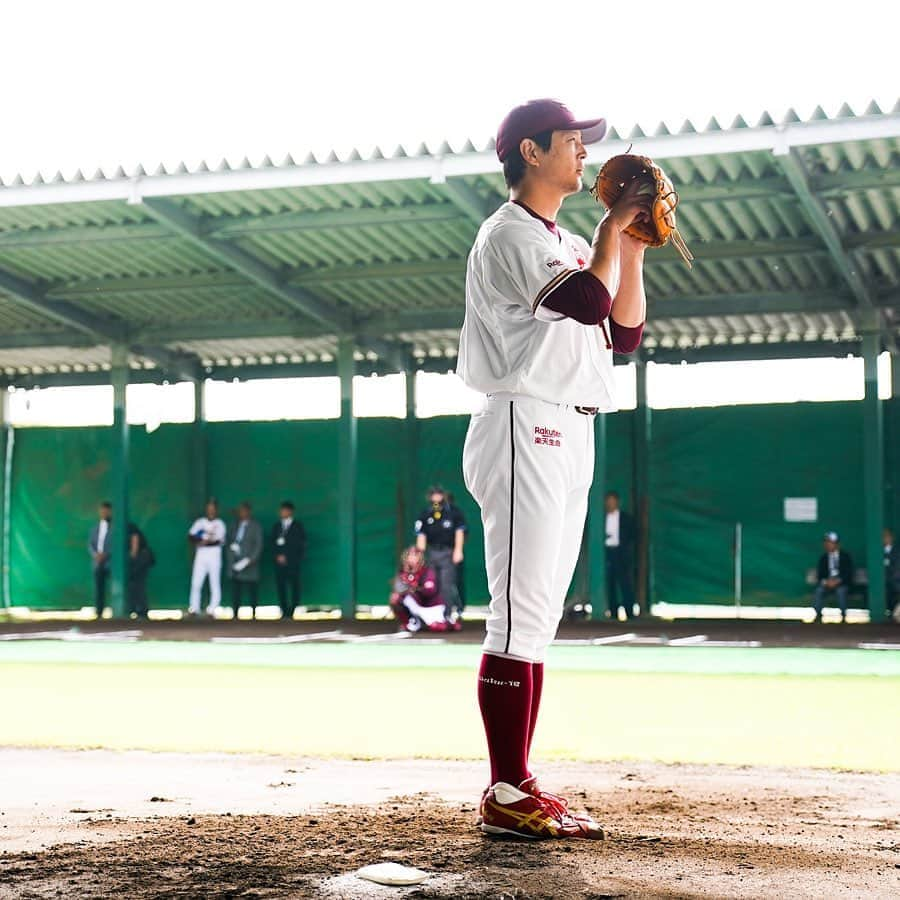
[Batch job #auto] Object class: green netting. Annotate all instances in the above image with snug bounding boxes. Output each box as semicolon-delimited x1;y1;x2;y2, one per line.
6;400;895;610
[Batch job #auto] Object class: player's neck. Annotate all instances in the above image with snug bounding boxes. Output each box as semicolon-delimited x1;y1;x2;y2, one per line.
509;184;564;223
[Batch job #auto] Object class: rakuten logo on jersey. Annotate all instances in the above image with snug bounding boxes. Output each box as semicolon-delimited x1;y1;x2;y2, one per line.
534;425;562;448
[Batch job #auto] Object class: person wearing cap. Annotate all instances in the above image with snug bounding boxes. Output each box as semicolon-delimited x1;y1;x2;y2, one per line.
813;531;854;623
457;99;650;840
414;485;466;625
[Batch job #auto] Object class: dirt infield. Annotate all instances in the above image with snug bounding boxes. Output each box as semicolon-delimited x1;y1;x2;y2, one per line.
1;751;897;898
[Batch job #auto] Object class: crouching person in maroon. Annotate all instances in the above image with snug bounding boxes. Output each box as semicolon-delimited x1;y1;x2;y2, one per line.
389;547;458;633
457;99;648;840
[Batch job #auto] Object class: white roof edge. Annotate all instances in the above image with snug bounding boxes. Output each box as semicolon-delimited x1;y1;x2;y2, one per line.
0;114;897;210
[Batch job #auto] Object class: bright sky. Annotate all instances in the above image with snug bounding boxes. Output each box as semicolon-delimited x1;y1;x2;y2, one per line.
1;0;896;181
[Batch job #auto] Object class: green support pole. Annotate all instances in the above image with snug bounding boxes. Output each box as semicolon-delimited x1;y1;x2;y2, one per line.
889;353;900;539
632;360;652;615
862;333;886;622
337;338;357;619
588;412;608;619
0;388;9;611
192;378;208;512
405;363;420;538
110;346;130;618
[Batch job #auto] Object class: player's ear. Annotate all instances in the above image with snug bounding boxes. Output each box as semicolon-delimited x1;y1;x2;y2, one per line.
519;138;542;168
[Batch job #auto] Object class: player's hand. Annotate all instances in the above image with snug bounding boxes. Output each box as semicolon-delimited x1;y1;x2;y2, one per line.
452;549;464;565
601;177;654;233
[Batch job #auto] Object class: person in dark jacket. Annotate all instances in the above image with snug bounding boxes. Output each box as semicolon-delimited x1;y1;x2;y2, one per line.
126;522;154;619
227;502;263;620
883;528;900;620
605;491;637;619
813;531;854;623
88;501;113;617
415;485;466;624
271;500;306;619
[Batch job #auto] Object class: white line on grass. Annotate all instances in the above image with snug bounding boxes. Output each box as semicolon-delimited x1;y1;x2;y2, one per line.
211;631;345;645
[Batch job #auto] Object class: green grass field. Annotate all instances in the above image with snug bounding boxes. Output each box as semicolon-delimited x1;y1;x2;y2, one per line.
2;641;898;771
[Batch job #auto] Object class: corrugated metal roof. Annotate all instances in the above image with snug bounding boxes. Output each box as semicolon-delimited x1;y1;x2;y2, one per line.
0;101;897;382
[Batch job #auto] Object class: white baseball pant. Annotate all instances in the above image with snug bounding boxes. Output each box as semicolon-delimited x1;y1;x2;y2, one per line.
463;394;595;662
189;548;223;613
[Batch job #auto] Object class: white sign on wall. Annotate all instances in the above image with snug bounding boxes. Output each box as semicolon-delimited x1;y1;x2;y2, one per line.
784;497;818;523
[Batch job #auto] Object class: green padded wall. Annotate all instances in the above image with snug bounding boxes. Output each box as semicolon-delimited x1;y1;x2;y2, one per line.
6;400;891;610
651;401;867;606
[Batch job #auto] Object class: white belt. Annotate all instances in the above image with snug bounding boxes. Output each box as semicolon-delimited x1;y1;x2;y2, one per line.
487;392;599;415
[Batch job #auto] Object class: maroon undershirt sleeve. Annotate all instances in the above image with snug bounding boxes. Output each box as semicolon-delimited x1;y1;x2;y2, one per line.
541;270;611;324
540;270;645;354
609;319;645;354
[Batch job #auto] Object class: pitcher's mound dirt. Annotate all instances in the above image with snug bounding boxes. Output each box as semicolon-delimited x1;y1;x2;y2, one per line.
2;777;898;899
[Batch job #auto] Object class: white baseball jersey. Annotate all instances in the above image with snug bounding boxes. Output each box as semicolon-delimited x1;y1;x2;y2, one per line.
457;201;616;410
189;517;226;551
188;517;226;613
459;201;620;662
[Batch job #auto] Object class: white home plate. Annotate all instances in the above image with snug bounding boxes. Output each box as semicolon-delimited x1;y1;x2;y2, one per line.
356;863;429;886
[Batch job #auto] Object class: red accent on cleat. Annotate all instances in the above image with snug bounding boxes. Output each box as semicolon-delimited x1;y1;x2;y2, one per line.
518;776;605;840
480;784;564;839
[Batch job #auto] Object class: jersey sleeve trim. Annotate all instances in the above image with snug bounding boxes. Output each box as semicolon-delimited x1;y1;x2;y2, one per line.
531;267;580;314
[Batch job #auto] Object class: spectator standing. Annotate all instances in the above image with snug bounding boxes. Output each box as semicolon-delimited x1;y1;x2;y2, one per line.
187;499;226;617
883;528;900;620
126;521;154;619
227;502;263;620
813;531;853;623
605;491;637;619
271;500;306;619
88;501;113;617
415;485;466;623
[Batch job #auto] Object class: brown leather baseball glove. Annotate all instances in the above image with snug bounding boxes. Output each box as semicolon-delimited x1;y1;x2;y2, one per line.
590;153;693;268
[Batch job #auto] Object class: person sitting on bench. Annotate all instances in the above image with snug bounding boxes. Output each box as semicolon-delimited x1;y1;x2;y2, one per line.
813;531;853;624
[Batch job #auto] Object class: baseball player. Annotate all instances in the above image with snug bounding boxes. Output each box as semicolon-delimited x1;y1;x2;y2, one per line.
457;99;649;839
389;546;452;633
187;499;226;617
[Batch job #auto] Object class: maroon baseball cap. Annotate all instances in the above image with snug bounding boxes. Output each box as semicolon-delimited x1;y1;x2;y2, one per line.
496;99;607;162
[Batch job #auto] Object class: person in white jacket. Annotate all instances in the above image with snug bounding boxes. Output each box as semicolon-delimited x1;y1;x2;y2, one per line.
187;499;226;617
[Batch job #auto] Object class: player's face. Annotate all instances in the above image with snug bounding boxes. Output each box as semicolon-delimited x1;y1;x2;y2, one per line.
205;502;217;519
539;130;587;195
824;539;837;552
